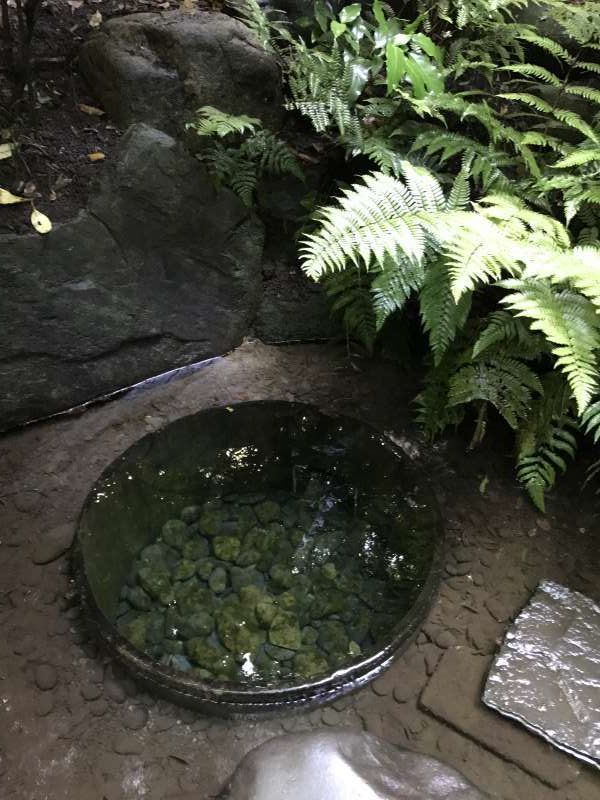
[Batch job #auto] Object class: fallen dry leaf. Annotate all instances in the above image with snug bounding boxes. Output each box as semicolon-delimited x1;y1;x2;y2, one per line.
89;10;102;27
67;0;84;10
31;209;52;234
0;188;28;205
79;103;105;116
0;142;16;160
87;152;106;162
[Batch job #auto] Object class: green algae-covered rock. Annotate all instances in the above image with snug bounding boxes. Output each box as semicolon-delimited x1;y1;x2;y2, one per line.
269;610;302;650
269;563;294;590
230;565;263;593
179;610;214;639
173;559;197;581
348;640;362;657
264;642;296;661
209;566;228;594
235;505;258;534
239;584;270;608
321;562;337;581
139;543;167;564
277;590;298;610
196;558;215;580
294;649;329;679
198;507;227;537
255;500;281;524
216;603;265;653
213;535;241;563
289;527;305;547
213;652;237;680
256;599;278;628
174;581;213;615
317;620;349;654
236;547;261;567
301;625;319;646
128;586;152;611
138;565;173;604
310;588;347;619
120;615;150;650
162;519;188;549
347;609;371;644
164;606;184;639
180;505;202;524
182;537;209;561
185;638;222;670
146;610;166;644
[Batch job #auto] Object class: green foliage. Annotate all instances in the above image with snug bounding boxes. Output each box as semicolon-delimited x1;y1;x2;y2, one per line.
230;0;600;508
188;107;303;206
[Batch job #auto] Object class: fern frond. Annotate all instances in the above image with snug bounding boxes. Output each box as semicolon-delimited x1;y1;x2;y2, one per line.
553;148;600;169
501;280;600;412
370;256;425;330
448;356;543;429
496;63;562;86
323;269;377;349
300;170;439;279
472;310;538;358
581;399;600;442
420;258;472;365
187;106;261;138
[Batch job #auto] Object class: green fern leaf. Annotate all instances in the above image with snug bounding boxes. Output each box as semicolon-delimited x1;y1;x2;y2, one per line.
501;280;600;412
187;106;261;138
420;258;472;365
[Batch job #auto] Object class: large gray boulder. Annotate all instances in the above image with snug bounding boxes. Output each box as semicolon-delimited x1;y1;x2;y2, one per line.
79;10;283;133
221;730;489;799
0;124;264;431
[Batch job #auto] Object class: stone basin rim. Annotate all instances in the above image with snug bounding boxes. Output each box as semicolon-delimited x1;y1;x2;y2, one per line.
72;400;445;715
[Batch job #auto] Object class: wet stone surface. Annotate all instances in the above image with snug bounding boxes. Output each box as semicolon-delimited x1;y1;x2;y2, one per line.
117;488;428;684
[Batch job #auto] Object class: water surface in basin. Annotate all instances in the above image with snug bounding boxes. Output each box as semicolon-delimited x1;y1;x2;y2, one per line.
80;402;438;689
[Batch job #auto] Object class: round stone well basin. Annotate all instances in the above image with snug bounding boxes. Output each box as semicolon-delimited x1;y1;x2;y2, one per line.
74;401;443;715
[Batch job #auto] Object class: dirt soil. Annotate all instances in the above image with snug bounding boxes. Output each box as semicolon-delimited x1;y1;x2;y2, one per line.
0;340;598;800
0;0;214;234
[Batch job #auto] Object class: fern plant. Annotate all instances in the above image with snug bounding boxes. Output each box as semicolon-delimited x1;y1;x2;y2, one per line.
187;107;304;206
299;162;600;508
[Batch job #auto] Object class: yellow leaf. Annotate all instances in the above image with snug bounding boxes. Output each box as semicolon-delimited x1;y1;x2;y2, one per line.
0;142;16;160
88;152;106;162
31;209;52;234
181;0;197;11
89;10;102;27
0;188;27;204
79;103;105;116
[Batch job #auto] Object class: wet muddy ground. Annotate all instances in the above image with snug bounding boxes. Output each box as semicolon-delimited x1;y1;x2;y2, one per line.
0;340;598;799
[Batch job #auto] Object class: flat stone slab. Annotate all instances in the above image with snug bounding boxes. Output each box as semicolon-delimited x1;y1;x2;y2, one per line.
420;647;580;788
484;581;600;769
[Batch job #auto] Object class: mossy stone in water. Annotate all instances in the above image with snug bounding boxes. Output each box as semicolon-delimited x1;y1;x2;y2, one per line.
289;527;304;547
139;543;167;564
321;562;337;581
269;610;302;650
196;558;215;580
128;586;152;611
347;609;371;644
175;581;213;615
236;547;261;567
162;519;188;550
180;505;202;524
348;640;362;657
301;625;319;646
294;649;329;679
213;535;241;563
310;588;347;619
230;566;263;593
256;600;278;628
172;559;197;581
138;566;172;604
235;505;258;534
277;591;298;611
120;615;150;650
161;653;193;672
317;620;349;654
199;507;227;537
239;585;270;608
208;566;228;594
185;639;222;670
264;642;296;661
213;652;237;680
269;563;294;590
179;610;214;639
146;611;166;645
255;500;281;524
182;537;209;561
